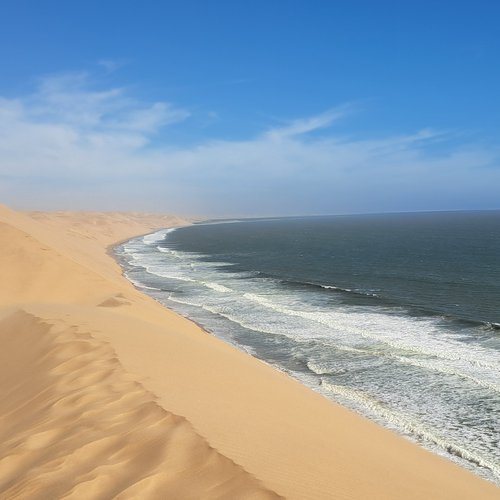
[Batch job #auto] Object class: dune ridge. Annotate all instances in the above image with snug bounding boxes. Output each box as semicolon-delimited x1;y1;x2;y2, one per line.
0;310;279;499
0;204;498;499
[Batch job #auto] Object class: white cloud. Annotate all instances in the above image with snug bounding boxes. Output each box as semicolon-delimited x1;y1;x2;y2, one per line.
0;72;499;215
0;72;191;179
264;106;349;140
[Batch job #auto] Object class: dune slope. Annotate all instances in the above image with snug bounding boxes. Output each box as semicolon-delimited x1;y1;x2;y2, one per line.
0;310;278;499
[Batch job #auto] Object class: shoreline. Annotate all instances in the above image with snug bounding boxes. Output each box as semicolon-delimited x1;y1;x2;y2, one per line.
115;225;500;487
0;207;498;499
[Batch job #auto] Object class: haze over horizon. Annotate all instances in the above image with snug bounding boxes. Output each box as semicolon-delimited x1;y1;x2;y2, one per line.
1;1;499;216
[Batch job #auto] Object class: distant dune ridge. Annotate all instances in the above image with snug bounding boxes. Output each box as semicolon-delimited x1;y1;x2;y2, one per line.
0;204;497;499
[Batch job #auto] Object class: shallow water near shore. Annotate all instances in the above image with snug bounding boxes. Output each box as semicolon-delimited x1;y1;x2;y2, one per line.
116;211;500;484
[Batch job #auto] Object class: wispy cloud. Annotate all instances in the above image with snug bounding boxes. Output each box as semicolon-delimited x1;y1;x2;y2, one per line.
265;106;351;140
0;72;190;179
30;72;190;132
0;71;498;215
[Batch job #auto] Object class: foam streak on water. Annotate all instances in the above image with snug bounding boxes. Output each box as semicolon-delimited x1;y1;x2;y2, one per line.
116;216;500;485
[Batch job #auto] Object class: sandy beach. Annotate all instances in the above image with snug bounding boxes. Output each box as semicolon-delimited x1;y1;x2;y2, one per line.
0;204;498;499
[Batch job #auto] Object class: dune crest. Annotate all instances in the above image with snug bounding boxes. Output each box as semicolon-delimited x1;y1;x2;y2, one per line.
0;310;279;499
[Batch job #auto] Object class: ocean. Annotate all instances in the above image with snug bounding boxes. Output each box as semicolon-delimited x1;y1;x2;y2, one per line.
115;211;500;484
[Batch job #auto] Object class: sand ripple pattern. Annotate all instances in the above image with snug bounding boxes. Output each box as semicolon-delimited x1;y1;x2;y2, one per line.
0;311;279;500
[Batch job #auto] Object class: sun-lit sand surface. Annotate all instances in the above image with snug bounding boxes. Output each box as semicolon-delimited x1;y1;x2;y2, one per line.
0;204;498;499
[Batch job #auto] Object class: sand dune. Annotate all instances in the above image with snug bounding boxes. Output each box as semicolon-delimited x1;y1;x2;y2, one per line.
0;204;498;499
0;310;278;499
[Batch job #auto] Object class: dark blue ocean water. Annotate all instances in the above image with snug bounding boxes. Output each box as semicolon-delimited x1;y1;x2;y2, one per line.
116;211;500;484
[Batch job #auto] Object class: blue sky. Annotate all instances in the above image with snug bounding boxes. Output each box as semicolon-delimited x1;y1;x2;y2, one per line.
0;1;499;215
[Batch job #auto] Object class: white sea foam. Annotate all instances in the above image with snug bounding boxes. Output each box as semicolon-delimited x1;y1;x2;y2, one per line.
122;245;136;255
156;246;191;260
307;361;347;376
242;293;500;374
166;295;293;338
124;274;161;291
388;352;500;393
142;228;176;245
200;282;233;293
147;270;197;283
320;284;352;292
140;264;234;294
156;246;173;254
321;382;500;480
